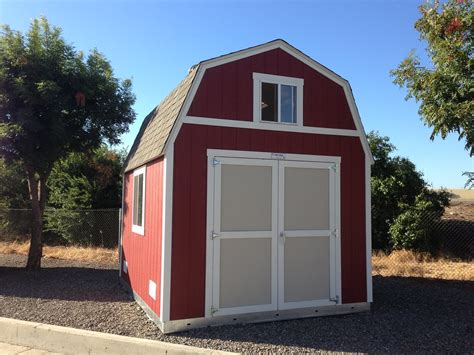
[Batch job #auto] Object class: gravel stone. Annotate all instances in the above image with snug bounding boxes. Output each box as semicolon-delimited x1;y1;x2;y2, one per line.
1;254;472;353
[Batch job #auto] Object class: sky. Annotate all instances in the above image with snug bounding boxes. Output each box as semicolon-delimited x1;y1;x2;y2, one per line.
1;0;472;188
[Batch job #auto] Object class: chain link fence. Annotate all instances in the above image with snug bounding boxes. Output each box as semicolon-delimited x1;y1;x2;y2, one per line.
0;203;472;280
0;208;121;248
372;202;474;281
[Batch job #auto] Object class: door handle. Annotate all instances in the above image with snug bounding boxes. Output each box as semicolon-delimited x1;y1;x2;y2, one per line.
279;232;286;244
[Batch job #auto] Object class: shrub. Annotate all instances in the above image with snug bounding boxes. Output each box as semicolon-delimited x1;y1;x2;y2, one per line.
389;190;449;253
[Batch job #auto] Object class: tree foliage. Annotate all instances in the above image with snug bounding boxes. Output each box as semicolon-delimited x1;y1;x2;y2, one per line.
368;131;450;251
0;17;135;268
47;146;125;210
391;0;473;155
44;146;125;245
0;158;29;209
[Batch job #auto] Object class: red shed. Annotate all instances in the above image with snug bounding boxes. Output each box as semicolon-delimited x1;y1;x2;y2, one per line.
120;40;374;333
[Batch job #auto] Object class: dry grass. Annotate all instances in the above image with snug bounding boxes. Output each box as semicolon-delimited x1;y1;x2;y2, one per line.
0;241;118;265
372;250;474;281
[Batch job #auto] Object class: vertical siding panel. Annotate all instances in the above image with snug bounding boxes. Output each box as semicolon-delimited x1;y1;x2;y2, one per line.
351;143;367;302
264;50;278;73
221;62;237;119
236;57;253;121
188;125;208;317
340;139;352;303
120;158;164;317
170;126;192;320
206;66;223;118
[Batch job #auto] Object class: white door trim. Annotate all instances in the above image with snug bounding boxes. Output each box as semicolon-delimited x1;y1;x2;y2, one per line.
206;149;342;318
208;149;341;164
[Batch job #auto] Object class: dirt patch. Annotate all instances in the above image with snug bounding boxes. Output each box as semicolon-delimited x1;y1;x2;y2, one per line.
1;254;472;353
444;200;474;221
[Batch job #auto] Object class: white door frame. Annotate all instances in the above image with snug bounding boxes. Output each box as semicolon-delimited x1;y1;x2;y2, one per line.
205;149;341;318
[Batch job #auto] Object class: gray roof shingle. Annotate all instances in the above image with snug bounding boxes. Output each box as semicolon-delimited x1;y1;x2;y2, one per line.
123;66;198;172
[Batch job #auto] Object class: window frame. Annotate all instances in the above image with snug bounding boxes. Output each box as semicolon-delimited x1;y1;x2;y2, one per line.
132;165;146;235
253;73;304;126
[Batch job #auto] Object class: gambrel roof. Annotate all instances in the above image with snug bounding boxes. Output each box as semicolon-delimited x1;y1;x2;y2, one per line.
123;39;373;173
123;67;198;172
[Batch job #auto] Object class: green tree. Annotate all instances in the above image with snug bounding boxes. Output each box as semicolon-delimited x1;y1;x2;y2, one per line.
47;146;125;210
0;159;29;209
44;146;125;245
0;18;135;269
391;0;473;156
368;131;450;250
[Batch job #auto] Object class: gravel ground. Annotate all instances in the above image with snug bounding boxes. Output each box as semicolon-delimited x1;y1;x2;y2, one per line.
0;254;472;353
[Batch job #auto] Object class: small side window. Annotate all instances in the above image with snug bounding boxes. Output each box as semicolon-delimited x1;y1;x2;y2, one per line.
254;73;303;125
132;166;146;235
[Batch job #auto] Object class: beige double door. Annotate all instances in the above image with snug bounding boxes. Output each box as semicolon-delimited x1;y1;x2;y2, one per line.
211;156;339;317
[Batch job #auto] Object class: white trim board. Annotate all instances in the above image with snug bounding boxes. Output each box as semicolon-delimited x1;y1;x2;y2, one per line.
186;116;361;137
131;166;146;236
160;154;173;322
206;149;342;317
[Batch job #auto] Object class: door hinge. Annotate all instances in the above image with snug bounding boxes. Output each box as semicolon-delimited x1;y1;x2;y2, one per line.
330;295;339;304
212;158;220;166
210;306;219;316
211;231;220;240
331;228;339;237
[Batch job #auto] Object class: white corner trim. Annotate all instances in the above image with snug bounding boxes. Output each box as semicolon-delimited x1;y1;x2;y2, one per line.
119;175;125;278
365;159;373;302
122;260;128;274
160;153;174;322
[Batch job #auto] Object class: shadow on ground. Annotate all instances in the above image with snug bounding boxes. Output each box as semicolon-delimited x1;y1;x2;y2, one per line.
0;265;122;302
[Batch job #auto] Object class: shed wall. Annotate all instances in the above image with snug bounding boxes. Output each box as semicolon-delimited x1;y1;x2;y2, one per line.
170;123;367;321
187;48;356;130
121;158;164;317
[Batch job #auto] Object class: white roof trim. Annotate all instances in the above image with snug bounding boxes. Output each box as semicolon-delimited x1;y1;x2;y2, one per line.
164;40;374;165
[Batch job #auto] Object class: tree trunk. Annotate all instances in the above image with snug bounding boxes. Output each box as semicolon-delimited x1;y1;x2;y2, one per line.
25;168;48;270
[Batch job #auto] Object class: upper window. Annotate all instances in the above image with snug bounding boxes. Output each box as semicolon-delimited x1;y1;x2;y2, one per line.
253;73;303;125
132;166;146;235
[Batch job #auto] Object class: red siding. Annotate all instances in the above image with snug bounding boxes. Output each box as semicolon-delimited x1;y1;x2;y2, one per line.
121;158;164;316
170;124;367;321
188;48;356;130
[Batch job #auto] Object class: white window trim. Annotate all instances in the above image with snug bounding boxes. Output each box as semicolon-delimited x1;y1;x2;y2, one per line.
132;165;146;236
253;72;304;126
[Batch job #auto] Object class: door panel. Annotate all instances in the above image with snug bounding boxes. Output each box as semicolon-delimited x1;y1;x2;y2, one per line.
212;158;278;316
284;167;330;230
219;238;272;308
221;164;272;231
283;236;330;302
278;161;337;309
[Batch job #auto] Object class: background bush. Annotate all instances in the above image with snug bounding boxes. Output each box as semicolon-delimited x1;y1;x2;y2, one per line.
368;132;450;253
